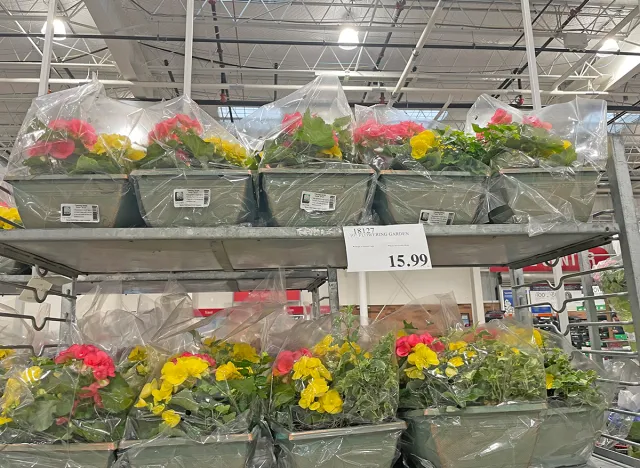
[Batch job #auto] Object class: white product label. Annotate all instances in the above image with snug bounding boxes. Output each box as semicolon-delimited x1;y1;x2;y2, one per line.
60;204;99;223
343;224;432;272
419;210;455;225
19;278;52;303
300;191;336;212
173;189;211;208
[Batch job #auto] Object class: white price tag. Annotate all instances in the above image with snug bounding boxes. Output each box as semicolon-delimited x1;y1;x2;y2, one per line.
300;191;336;212
19;278;52;303
60;204;99;223
173;189;211;208
343;225;432;272
419;210;455;225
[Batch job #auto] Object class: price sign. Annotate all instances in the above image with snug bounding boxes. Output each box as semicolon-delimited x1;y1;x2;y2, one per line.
343;225;432;272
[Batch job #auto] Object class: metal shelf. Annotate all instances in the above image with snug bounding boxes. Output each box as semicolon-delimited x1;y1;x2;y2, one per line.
0;224;618;276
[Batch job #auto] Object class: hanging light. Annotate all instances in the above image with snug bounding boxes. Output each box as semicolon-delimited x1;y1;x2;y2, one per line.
596;38;619;57
41;19;67;40
338;28;359;50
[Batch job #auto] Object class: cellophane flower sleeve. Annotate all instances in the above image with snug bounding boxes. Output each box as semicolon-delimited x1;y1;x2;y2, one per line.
466;94;607;235
354;104;490;226
4;79;147;228
529;328;612;468
237;76;376;227
119;273;290;468
128;95;257;227
0;281;170;468
268;309;402;468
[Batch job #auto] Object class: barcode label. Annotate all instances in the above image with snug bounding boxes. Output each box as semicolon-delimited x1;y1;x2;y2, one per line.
300;191;337;212
418;210;455;225
60;204;100;223
173;189;211;208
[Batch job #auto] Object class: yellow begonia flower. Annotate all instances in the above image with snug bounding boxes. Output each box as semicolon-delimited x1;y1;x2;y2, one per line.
136;364;149;375
563;140;572;150
445;366;458;378
134;398;147;408
464;350;477;359
128;346;147;362
410;130;436;159
161;356;210;387
320;144;343;158
312;335;338;357
141;379;158;399
0;415;12;425
364;352;372;359
292;356;332;381
511;347;521;355
152;380;173;404
151;404;165;416
532;329;543;347
93;134;131;155
161;362;189;386
338;342;361;356
161;410;181;428
404;366;425;380
546;373;555;390
232;343;260;363
180;356;209;379
448;356;464;368
449;341;467;352
216;362;244;381
298;377;329;410
0;207;21;230
204;136;250;166
407;343;440;370
2;379;22;413
0;349;14;360
19;366;42;384
318;389;343;414
396;330;408;338
125;148;146;161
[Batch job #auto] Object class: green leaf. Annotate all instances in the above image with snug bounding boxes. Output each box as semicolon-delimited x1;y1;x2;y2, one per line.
100;374;135;414
296;110;335;148
332;115;352;128
27;399;57;432
472;123;484;133
227;377;256;396
171;389;199;413
181;132;214;160
73;155;102;173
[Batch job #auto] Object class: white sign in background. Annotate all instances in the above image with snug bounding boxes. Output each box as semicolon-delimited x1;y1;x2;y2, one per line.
343;225;432;273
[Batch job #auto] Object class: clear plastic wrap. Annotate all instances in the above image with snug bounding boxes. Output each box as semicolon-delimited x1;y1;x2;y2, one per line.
466;95;607;233
4;80;145;228
354;105;489;226
119;274;289;468
531;329;611;468
0;187;26;274
236;76;376;227
129;95;257;227
268;310;401;468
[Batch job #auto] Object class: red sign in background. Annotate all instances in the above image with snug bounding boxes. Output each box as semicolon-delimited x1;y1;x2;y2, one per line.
195;290;330;316
489;247;609;273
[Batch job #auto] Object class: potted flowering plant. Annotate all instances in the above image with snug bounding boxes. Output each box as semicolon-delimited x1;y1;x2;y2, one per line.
466;94;606;224
119;340;269;468
268;311;404;468
354;105;489;225
237;76;376;227
531;329;609;468
129;95;257;227
5;83;145;228
398;323;547;468
0;343;151;468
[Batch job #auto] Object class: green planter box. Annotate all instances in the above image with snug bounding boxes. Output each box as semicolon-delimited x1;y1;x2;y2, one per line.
400;403;546;468
117;430;257;468
130;169;257;227
532;406;605;468
259;168;376;227
0;441;115;468
272;421;405;468
491;168;600;223
374;170;486;225
5;175;143;228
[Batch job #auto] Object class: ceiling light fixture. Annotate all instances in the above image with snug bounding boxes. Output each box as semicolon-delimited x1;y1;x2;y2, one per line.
41;19;67;40
338;28;359;51
596;38;619;57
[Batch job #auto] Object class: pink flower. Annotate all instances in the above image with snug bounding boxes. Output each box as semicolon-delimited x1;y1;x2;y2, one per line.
55;344;91;363
148;114;202;143
407;334;422;348
404;121;425;136
489;108;513;125
50;140;75;159
523;116;552;131
292;348;312;361
396;336;412;357
48;119;97;147
420;333;435;345
27;141;53;157
79;381;104;407
282;112;303;135
332;131;339;145
274;351;295;376
429;340;445;353
84;349;116;380
55;417;69;426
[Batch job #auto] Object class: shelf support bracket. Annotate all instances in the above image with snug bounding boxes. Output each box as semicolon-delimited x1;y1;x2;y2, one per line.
327;267;340;316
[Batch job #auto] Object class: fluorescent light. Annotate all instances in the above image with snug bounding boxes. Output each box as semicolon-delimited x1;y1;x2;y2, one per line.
596;38;619;57
338;28;359;51
41;19;67;40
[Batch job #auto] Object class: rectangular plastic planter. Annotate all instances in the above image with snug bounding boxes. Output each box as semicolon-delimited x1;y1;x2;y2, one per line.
5;175;143;228
532;406;605;468
117;430;257;468
491;168;600;223
374;170;487;225
0;441;116;468
130;169;257;227
272;421;406;468
259;168;376;227
400;403;546;468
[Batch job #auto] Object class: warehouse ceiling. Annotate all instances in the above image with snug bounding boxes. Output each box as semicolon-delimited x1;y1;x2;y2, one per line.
1;0;640;165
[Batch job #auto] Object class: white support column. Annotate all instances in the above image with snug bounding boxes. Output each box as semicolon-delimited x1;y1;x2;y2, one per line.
470;267;485;325
183;0;195;98
553;261;569;333
520;0;541;110
38;0;56;97
358;272;369;326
